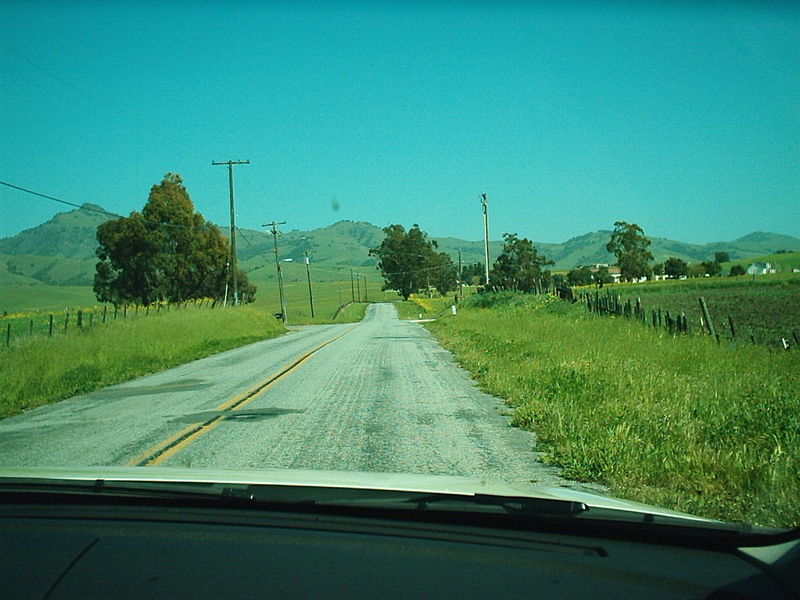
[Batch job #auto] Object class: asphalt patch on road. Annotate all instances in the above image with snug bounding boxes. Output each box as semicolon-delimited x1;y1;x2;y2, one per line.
94;379;213;399
174;407;305;424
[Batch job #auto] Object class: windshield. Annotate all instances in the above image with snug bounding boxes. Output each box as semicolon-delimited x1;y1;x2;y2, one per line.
1;0;798;535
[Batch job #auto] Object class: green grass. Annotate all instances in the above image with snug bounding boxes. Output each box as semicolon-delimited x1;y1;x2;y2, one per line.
0;306;285;419
426;292;800;529
393;290;470;320
230;264;391;324
1;285;100;314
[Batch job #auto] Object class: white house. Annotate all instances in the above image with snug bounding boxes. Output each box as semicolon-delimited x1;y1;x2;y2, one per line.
747;262;776;275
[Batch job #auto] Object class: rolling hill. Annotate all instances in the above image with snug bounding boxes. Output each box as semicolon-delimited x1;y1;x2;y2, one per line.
1;204;798;288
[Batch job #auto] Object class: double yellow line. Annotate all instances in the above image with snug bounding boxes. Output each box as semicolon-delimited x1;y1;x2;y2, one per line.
126;326;357;467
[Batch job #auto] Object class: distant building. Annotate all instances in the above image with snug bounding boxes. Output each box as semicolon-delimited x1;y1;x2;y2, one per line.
747;262;776;275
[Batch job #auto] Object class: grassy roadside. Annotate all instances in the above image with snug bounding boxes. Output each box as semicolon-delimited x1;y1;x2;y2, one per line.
394;295;458;320
426;292;800;528
330;301;369;322
0;307;284;419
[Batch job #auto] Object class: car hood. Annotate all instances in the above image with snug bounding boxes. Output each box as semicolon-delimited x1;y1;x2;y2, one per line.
0;465;715;524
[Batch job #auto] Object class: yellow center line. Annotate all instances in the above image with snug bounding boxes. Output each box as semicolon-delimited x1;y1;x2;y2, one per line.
126;325;358;467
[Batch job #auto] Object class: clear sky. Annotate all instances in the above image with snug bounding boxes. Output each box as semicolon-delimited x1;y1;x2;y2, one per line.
1;0;798;245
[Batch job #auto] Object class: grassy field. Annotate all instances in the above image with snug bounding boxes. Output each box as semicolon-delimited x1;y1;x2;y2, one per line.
0;269;382;332
1;284;99;314
578;275;800;348
247;269;392;324
426;292;800;529
0;306;285;419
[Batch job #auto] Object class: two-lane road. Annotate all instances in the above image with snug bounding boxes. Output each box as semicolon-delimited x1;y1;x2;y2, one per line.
0;304;568;490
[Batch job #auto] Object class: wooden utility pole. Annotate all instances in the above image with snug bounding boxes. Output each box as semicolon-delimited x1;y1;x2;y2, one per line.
212;159;249;305
264;221;288;324
481;193;490;286
304;252;315;318
458;248;462;297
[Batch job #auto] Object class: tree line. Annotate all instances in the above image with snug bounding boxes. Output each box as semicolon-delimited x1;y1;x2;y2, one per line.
372;220;752;299
369;225;554;298
566;223;748;287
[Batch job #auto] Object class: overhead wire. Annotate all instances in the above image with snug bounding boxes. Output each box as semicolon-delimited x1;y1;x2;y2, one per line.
0;42;198;153
0;180;222;233
0;180;123;219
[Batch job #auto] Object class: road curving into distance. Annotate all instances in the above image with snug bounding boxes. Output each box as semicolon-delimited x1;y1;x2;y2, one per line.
0;303;573;490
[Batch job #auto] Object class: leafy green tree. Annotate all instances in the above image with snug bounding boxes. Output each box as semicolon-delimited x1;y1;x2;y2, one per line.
729;264;747;277
489;233;553;292
460;262;485;285
652;263;664;277
663;257;688;279
94;173;254;305
567;266;593;286
594;265;612;288
687;263;707;278
701;260;722;277
429;251;458;296
370;224;454;300
606;221;653;281
714;251;730;263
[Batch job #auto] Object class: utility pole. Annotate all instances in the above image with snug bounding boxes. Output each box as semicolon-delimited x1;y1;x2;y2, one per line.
304;252;315;318
212;159;249;305
458;248;462;298
350;269;355;303
481;193;490;287
264;221;288;324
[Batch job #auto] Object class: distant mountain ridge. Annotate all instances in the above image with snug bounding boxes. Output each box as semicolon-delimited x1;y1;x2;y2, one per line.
1;204;798;286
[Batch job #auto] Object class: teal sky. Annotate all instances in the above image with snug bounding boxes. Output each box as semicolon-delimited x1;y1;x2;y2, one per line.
1;0;798;245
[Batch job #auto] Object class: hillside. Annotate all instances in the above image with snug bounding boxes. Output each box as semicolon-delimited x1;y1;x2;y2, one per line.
1;204;799;286
0;203;111;260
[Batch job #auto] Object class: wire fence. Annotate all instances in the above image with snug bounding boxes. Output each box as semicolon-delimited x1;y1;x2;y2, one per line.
1;298;221;349
580;290;800;350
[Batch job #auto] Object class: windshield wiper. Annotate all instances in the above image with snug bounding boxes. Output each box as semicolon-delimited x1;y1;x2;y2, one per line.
404;493;589;517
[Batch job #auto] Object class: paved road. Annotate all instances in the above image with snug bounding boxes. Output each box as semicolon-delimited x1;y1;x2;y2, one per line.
0;304;569;490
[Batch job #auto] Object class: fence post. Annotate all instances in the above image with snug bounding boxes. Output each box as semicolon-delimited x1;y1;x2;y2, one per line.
29;319;33;336
699;297;718;342
63;312;69;334
103;305;107;324
77;310;83;329
728;316;736;339
5;322;10;346
49;314;54;336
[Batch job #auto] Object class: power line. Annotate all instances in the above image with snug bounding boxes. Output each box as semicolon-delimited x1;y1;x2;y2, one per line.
0;180;123;218
1;42;195;152
1;179;218;233
2;179;450;280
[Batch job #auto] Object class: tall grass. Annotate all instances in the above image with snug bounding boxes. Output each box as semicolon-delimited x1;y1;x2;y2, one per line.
427;293;800;528
0;307;284;419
